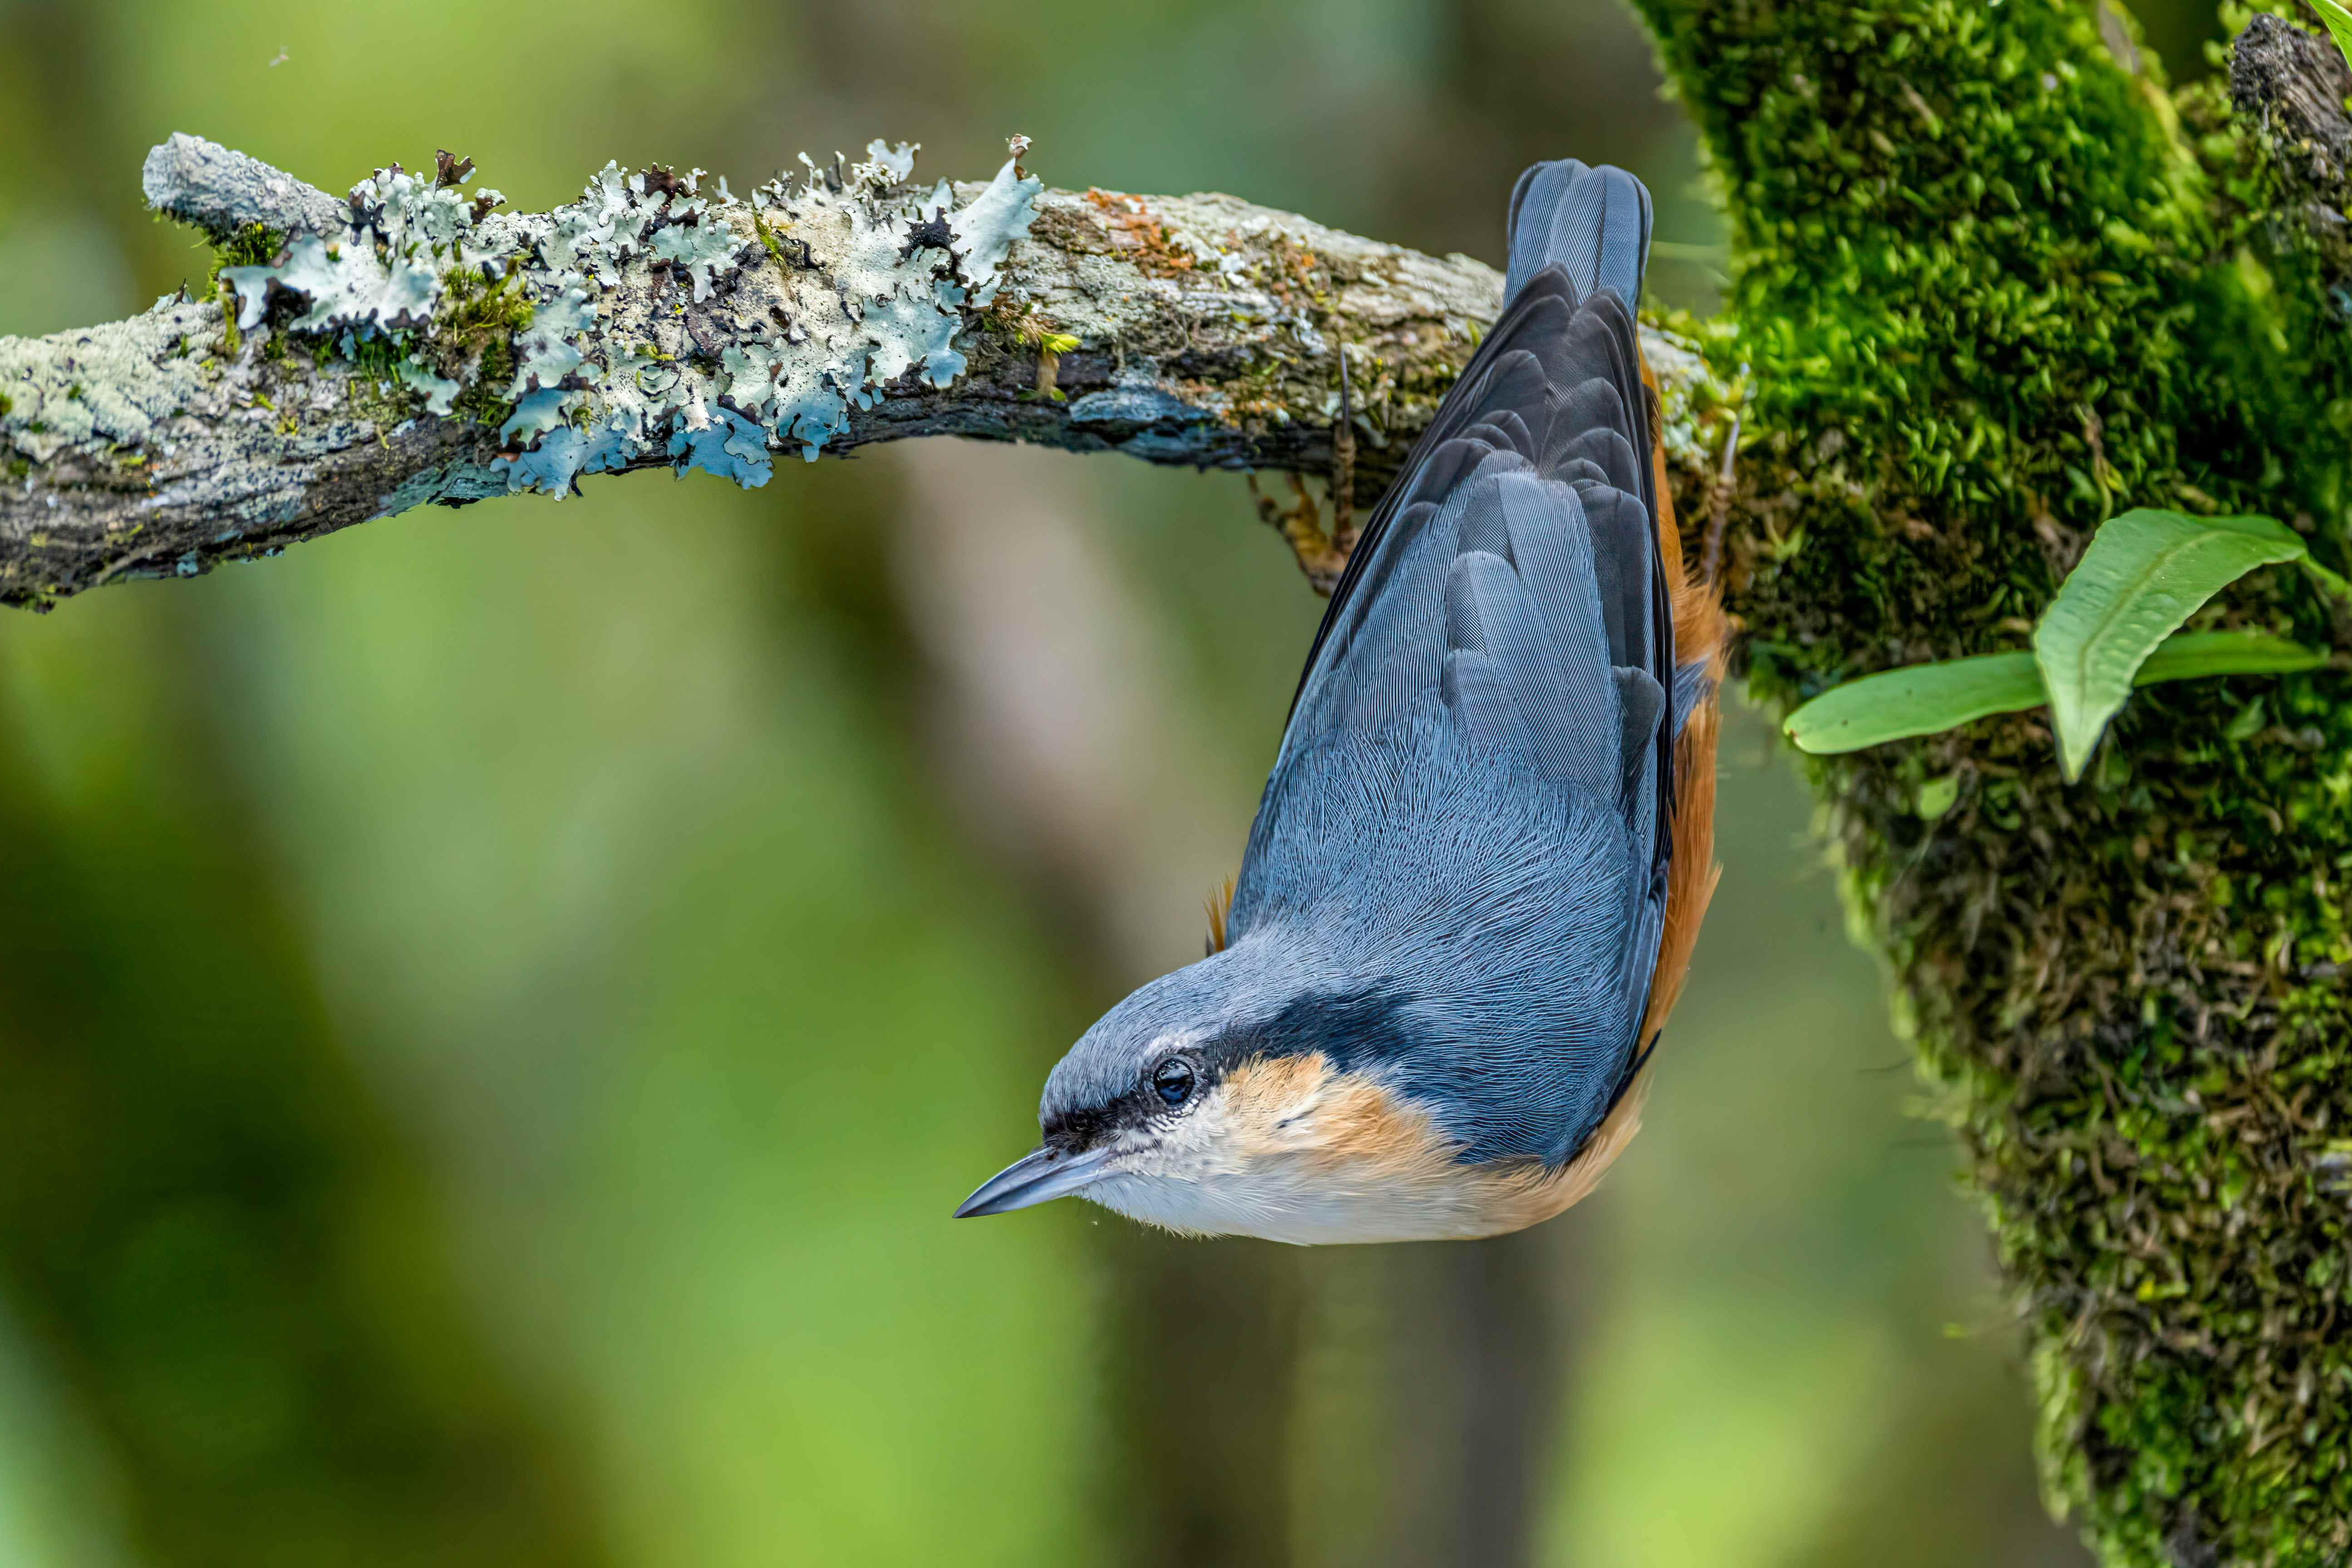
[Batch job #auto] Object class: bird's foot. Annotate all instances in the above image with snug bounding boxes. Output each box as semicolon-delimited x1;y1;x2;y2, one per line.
1250;471;1351;594
1249;348;1363;596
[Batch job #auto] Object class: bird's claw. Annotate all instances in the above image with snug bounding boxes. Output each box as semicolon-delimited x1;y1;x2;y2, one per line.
1250;470;1351;595
1250;348;1360;597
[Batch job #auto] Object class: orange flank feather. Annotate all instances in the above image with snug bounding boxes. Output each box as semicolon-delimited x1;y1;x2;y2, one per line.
1639;345;1727;1050
1205;872;1235;956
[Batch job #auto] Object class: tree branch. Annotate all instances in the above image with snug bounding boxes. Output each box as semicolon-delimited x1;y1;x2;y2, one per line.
0;133;1708;611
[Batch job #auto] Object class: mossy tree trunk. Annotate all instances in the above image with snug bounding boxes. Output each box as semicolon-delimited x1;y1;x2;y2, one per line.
1629;0;2351;1561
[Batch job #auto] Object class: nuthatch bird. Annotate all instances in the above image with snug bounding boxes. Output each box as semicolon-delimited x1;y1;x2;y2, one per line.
957;162;1727;1243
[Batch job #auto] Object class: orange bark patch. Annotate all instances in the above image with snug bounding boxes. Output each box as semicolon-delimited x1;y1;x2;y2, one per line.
1082;189;1197;278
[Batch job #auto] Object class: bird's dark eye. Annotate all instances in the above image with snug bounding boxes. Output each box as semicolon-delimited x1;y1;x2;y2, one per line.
1151;1057;1196;1107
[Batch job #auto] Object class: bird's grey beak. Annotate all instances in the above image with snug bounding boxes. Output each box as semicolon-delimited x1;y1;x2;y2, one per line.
954;1145;1115;1218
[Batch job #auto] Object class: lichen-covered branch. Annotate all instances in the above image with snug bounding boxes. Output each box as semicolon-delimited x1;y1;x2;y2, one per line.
1;133;1701;611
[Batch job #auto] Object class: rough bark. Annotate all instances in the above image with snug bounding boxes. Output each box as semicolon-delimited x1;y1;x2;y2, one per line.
0;133;1702;610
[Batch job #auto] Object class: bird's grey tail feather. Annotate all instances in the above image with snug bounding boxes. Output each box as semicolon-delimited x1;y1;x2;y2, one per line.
1505;161;1651;309
1287;161;1666;748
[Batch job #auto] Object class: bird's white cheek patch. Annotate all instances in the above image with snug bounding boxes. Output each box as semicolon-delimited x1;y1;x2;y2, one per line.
1085;1055;1520;1244
1105;1079;1250;1182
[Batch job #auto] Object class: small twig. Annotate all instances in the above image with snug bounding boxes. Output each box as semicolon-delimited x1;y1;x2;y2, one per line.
1243;346;1363;593
1332;345;1357;555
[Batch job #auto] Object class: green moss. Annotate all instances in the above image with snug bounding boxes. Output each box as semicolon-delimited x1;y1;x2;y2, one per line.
752;209;791;272
335;333;424;428
217;222;282;270
192;222;283;305
432;264;533;427
340;333;403;382
198;221;285;363
1634;0;2352;1561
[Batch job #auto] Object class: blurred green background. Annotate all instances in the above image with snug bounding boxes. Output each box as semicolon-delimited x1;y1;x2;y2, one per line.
0;0;2227;1563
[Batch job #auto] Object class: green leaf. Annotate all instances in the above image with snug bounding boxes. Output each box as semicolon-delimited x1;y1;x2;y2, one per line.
1784;652;2043;755
1783;629;2327;758
2032;510;2308;781
2310;0;2352;77
2296;552;2352;601
2131;629;2328;685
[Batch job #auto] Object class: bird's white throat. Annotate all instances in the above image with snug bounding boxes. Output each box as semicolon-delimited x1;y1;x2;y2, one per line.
1071;1051;1633;1244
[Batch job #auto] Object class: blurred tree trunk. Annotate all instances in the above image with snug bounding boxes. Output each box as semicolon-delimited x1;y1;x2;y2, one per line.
0;603;613;1568
884;443;1311;1568
1349;1228;1590;1568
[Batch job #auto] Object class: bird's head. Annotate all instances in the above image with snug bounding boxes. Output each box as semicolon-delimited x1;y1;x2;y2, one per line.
954;942;1567;1244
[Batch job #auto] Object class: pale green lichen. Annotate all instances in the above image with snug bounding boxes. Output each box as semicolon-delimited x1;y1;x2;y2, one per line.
218;163;507;335
182;137;1043;499
0;306;217;464
499;142;1039;492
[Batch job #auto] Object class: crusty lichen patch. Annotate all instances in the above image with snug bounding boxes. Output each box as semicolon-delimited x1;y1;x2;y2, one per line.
197;139;1041;497
1636;0;2352;1561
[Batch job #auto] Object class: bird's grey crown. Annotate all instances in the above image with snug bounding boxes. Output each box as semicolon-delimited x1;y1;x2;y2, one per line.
1038;938;1425;1142
1043;160;1684;1173
1038;957;1236;1143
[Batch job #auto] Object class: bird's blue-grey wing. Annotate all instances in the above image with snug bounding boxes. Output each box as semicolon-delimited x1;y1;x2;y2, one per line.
1233;162;1674;1144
